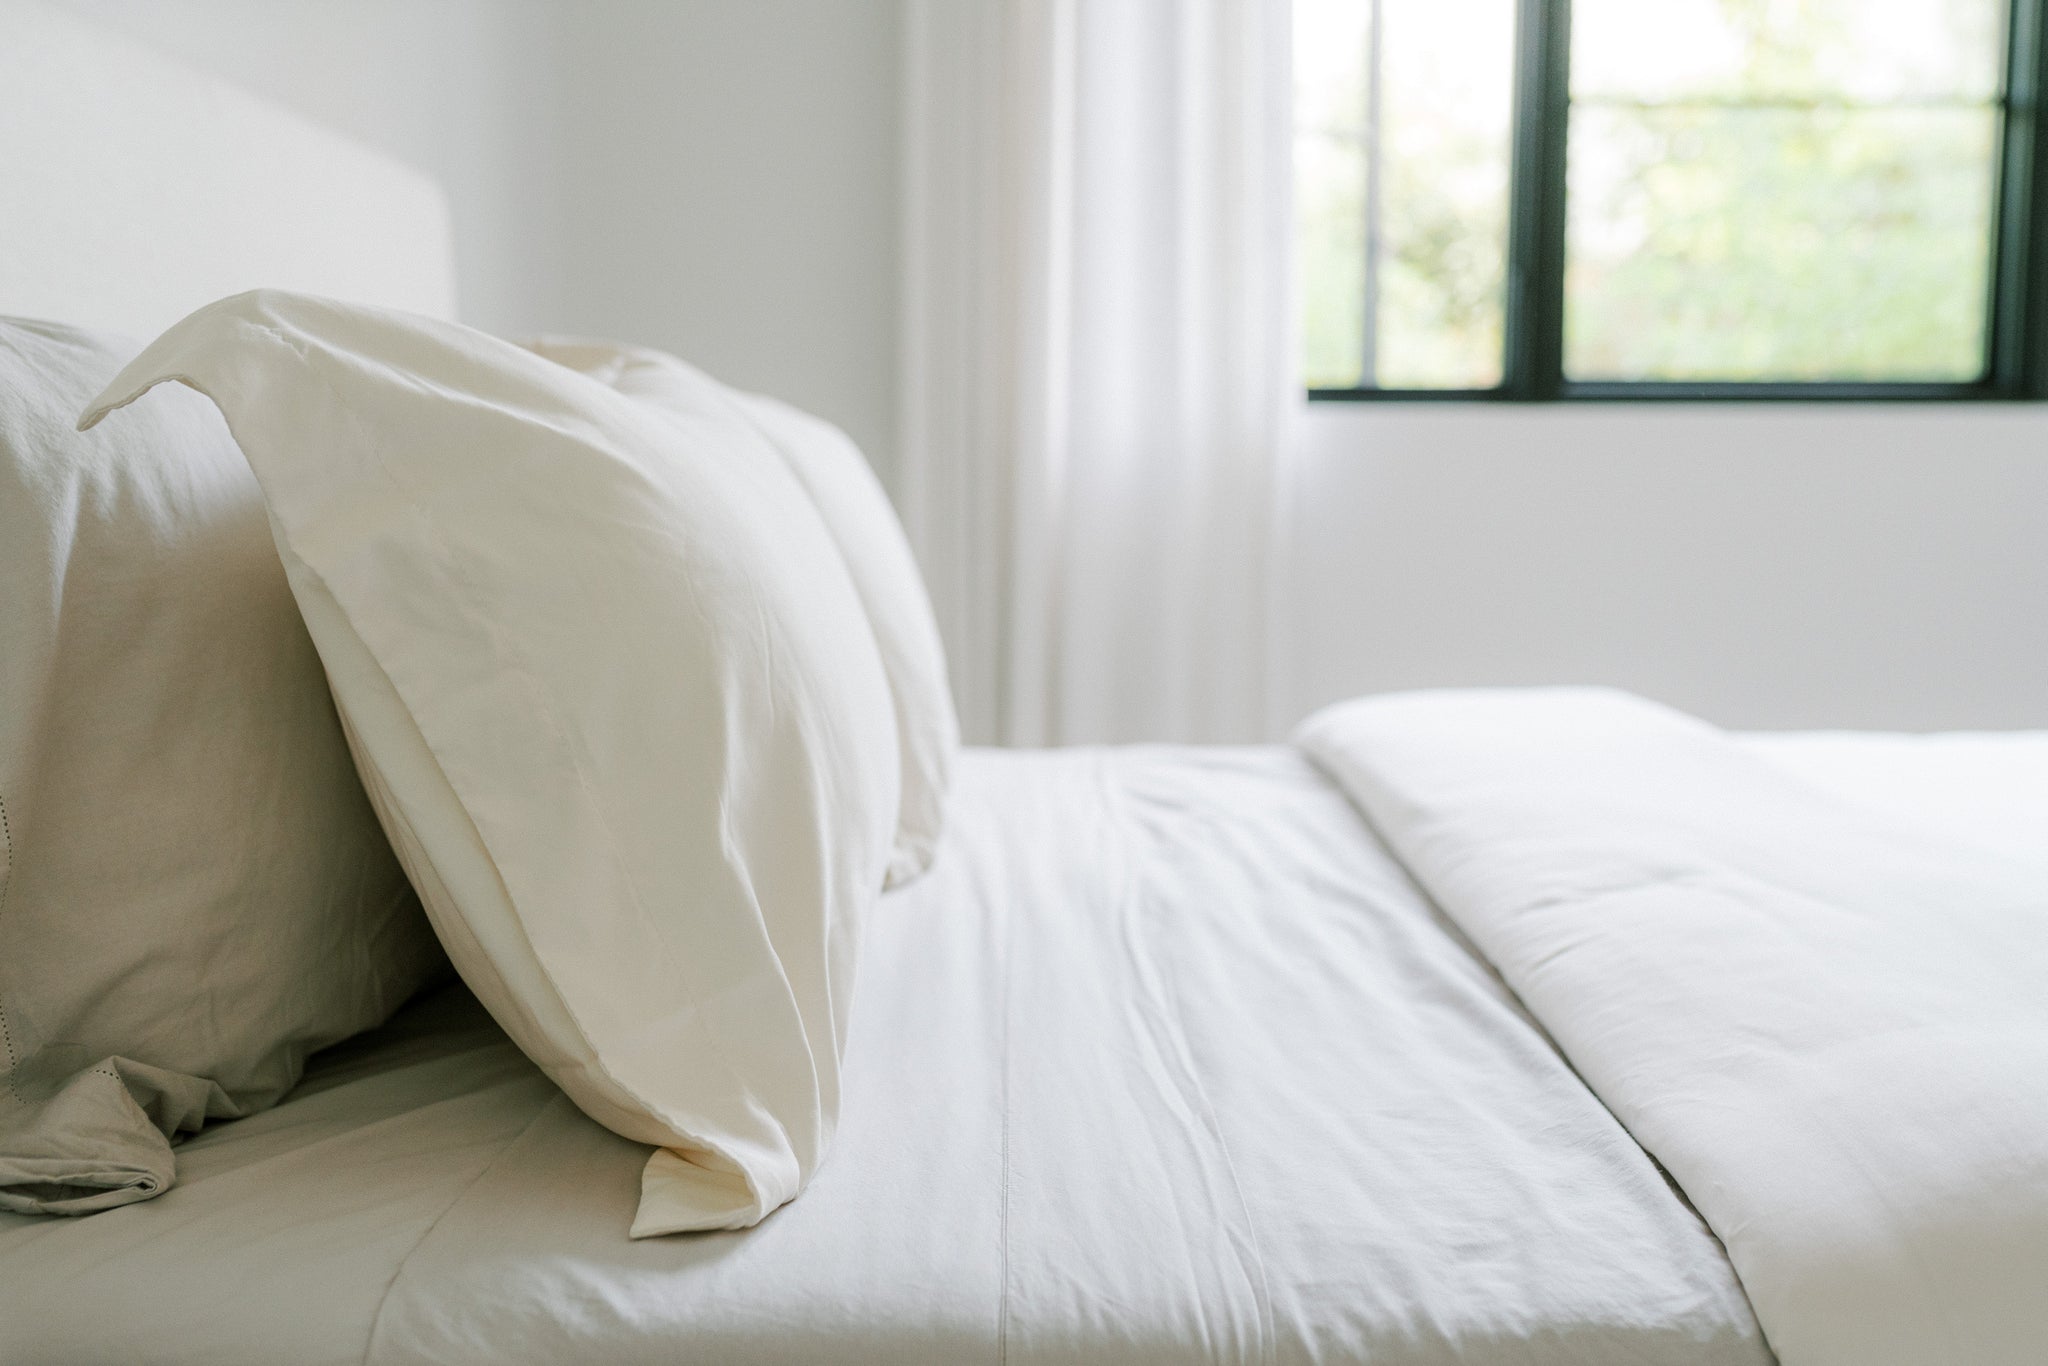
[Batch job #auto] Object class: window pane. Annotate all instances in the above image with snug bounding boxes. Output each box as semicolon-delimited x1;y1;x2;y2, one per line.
1571;0;2006;104
1295;0;1516;389
1564;0;2007;385
1566;106;2000;381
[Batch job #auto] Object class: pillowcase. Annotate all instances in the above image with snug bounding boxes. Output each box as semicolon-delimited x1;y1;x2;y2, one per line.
523;339;958;887
81;290;902;1237
0;317;441;1216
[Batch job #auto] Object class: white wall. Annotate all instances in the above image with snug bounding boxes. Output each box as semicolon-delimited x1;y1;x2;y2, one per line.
47;0;903;466
47;0;2048;732
49;0;569;334
545;2;903;471
1284;405;2048;732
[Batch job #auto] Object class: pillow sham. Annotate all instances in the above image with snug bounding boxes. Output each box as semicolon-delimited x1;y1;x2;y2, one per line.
523;338;958;886
81;290;902;1237
0;317;440;1216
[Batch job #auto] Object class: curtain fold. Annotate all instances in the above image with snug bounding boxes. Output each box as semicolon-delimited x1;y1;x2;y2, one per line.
901;0;1297;746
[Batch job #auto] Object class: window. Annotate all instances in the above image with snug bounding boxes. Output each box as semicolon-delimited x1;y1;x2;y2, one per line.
1296;0;2048;398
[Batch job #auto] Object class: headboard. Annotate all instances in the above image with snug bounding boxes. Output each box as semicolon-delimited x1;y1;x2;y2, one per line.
0;0;458;338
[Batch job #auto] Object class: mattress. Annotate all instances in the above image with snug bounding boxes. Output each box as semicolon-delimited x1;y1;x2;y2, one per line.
10;733;2018;1366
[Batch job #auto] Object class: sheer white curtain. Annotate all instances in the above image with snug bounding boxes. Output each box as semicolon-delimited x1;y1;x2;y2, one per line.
899;0;1297;746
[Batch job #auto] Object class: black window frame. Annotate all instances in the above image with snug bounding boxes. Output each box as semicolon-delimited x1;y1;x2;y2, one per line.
1309;0;2048;402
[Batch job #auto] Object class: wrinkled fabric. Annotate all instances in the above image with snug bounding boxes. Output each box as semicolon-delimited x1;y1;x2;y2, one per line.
522;337;958;890
83;290;900;1238
1301;688;2048;1366
0;316;438;1216
0;1054;226;1214
0;748;1768;1366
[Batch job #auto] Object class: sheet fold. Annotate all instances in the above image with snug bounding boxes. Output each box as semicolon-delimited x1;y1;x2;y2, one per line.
0;1054;223;1214
1299;688;2048;1366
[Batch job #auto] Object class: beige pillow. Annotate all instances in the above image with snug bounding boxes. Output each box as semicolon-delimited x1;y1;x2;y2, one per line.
0;318;442;1216
523;339;959;886
84;291;902;1237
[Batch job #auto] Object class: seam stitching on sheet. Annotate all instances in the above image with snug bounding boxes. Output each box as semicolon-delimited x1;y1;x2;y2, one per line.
0;788;19;1101
1097;758;1276;1365
358;1094;557;1365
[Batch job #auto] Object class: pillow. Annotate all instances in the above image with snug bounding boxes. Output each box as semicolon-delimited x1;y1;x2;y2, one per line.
0;317;441;1216
81;290;902;1237
524;339;958;886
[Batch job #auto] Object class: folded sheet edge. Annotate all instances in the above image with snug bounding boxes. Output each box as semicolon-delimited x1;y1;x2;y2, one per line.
1295;687;2048;1366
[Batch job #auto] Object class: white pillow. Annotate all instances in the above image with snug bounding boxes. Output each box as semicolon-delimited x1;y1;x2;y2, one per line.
0;317;441;1216
523;339;958;886
82;291;902;1237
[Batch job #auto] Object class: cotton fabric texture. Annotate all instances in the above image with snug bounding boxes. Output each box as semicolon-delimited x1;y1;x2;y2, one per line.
82;291;901;1237
1301;688;2048;1366
0;746;1782;1365
523;338;956;887
0;317;439;1216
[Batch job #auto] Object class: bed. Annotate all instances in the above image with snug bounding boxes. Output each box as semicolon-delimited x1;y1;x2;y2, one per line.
3;7;2044;1365
0;744;1766;1365
5;733;2042;1365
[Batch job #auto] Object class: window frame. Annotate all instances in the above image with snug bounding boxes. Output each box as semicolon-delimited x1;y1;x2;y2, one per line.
1307;0;2048;402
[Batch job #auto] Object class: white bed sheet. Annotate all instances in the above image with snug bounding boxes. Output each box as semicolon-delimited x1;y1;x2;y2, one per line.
1301;698;2048;1366
0;746;1777;1366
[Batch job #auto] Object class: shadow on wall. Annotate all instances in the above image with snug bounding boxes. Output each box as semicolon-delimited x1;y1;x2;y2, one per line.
48;0;905;471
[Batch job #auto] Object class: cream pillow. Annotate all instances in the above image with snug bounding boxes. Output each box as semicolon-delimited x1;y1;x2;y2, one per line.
524;339;958;886
82;291;901;1237
0;317;441;1216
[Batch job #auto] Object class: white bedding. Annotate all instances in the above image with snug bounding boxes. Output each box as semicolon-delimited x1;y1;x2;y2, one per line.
1301;692;2048;1366
0;746;1767;1366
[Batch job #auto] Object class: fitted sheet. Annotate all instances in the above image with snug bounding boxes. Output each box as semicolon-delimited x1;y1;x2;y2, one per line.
0;744;1802;1366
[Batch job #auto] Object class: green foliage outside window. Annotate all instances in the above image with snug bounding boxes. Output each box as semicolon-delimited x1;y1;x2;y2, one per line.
1297;0;2020;394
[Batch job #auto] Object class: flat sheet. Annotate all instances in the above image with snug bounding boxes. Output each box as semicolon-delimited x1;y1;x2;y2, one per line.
1302;693;2048;1366
1;747;1769;1366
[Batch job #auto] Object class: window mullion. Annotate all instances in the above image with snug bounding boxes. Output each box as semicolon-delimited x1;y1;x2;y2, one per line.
1992;0;2048;394
1504;0;1571;400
